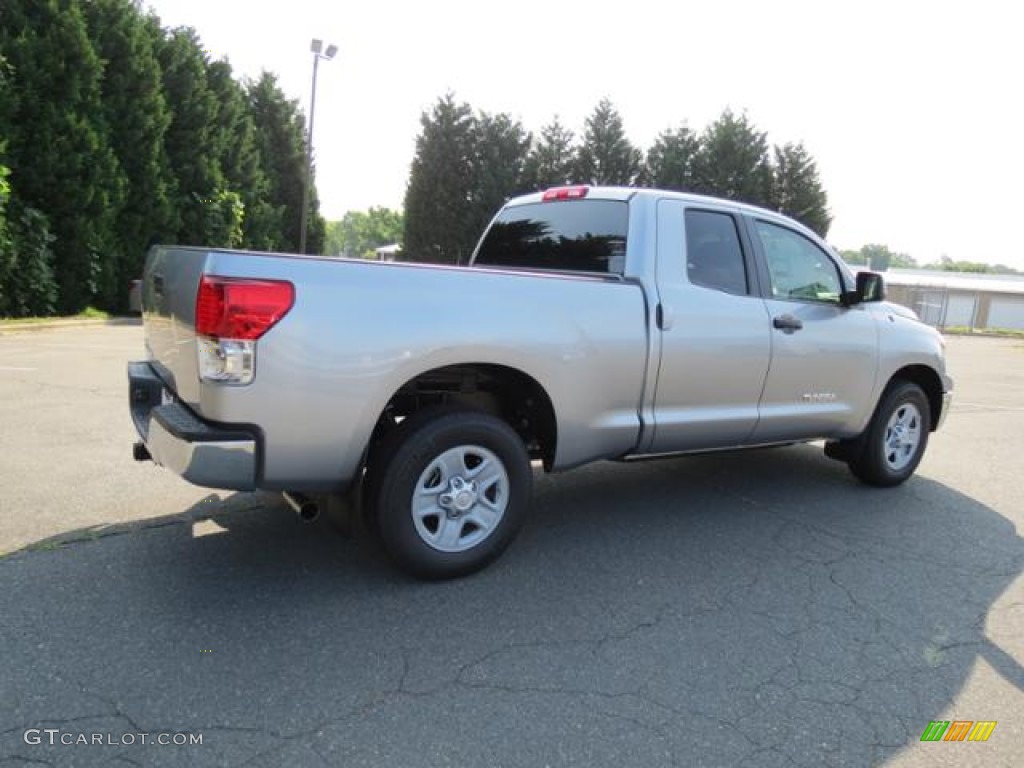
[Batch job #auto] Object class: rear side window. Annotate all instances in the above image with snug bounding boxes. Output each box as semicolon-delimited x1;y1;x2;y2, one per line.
474;200;628;274
684;210;749;295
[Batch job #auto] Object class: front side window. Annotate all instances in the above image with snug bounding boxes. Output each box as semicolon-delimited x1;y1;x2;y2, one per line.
684;210;749;295
473;200;628;274
755;220;842;303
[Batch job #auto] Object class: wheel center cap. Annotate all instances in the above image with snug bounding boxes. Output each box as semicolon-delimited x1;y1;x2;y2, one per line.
453;489;476;512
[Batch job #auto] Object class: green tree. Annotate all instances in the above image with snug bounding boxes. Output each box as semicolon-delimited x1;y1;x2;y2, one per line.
0;198;58;318
83;0;174;309
692;109;773;208
403;93;477;263
926;255;1017;274
0;56;9;248
0;0;124;313
643;124;700;190
247;72;323;253
326;207;403;258
467;111;531;248
1;143;57;317
523;117;577;190
771;142;831;237
154;26;225;245
206;59;259;247
841;244;916;271
574;99;642;185
839;249;867;266
863;244;893;271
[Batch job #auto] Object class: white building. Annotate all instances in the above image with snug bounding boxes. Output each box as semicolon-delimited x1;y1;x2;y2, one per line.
880;270;1024;331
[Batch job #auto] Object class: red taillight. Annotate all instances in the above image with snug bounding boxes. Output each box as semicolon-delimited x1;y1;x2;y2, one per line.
195;276;294;340
542;185;589;201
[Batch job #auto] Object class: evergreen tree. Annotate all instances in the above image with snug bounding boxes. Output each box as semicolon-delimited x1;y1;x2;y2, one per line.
643;125;700;191
0;197;58;318
574;99;642;186
467;111;530;247
403;94;476;263
691;109;774;208
305;183;327;256
0;0;124;313
247;72;321;253
206;59;257;247
771;142;831;237
83;0;174;309
523;117;577;190
155;26;225;245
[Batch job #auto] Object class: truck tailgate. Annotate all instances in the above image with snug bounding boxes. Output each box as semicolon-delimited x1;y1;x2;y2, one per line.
141;246;210;406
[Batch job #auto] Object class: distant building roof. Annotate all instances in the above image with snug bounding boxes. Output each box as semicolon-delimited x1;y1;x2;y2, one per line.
860;268;1024;296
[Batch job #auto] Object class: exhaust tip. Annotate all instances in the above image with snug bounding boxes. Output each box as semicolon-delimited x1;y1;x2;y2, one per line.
282;491;320;523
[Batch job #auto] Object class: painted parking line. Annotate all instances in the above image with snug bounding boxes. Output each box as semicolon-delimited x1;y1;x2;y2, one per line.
0;366;38;371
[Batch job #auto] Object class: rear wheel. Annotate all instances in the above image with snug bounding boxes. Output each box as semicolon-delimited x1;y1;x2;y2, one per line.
847;380;931;487
369;408;531;579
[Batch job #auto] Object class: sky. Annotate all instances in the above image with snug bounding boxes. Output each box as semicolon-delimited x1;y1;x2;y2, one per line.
144;0;1024;268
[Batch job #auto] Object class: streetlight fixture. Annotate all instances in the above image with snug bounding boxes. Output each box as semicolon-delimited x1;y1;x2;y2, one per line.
299;38;337;254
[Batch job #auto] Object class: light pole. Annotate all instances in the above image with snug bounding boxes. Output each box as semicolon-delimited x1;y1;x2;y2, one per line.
299;38;337;254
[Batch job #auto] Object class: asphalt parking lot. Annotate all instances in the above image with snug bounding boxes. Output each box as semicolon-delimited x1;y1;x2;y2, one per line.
1;324;1021;767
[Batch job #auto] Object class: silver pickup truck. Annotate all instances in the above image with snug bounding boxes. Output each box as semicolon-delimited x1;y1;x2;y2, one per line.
128;186;952;578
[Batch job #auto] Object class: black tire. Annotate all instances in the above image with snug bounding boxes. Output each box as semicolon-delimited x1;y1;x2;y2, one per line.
848;380;931;487
370;408;531;580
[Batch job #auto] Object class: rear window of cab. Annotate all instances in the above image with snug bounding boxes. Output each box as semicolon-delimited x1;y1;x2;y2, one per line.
473;200;628;275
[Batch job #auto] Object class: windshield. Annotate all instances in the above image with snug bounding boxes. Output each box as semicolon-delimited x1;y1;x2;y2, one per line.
473;200;628;275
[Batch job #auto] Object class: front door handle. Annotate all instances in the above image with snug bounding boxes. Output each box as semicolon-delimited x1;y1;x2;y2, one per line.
656;303;674;331
773;314;803;333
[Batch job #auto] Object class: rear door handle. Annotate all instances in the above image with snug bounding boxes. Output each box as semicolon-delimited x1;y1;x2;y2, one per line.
772;314;803;332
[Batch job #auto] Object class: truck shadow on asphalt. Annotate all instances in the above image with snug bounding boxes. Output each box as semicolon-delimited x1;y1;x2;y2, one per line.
2;445;1021;767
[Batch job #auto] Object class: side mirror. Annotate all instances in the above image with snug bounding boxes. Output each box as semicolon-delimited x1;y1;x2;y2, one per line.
844;271;885;305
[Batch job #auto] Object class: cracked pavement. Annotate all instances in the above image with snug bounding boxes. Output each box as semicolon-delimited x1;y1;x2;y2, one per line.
1;326;1022;766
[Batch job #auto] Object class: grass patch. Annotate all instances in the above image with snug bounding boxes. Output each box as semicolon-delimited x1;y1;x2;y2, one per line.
943;326;1024;339
0;307;111;326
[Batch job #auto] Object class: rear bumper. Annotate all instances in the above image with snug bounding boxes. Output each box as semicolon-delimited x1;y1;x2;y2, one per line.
128;361;258;490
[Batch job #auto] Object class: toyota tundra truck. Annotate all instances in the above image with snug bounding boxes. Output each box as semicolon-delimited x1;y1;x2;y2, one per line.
128;186;953;579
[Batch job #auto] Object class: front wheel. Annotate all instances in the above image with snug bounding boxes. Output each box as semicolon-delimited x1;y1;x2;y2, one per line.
372;408;532;580
848;380;931;487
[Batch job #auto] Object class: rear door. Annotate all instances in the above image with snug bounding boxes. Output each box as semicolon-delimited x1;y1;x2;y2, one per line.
648;200;772;452
745;217;879;442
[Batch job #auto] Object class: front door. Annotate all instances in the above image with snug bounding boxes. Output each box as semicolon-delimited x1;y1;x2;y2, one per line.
746;217;879;443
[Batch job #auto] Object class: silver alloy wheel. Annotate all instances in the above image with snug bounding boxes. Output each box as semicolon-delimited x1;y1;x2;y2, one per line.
883;402;922;471
411;444;509;553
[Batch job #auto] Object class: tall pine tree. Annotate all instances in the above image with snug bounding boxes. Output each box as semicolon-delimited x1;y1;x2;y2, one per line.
691;109;774;208
523;117;577;190
574;99;642;186
771;142;831;236
0;0;124;313
84;0;173;309
155;26;225;245
643;125;700;191
247;72;322;253
466;111;530;250
403;94;477;263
